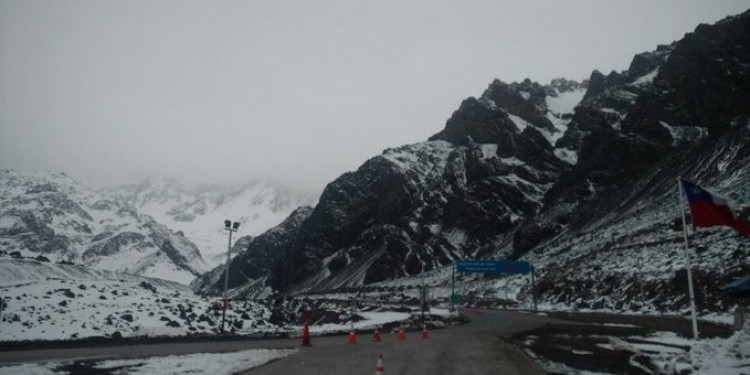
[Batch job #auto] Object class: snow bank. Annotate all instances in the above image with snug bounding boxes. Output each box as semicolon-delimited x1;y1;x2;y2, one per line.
0;349;297;375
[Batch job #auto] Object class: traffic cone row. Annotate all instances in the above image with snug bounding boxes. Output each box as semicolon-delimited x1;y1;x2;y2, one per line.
300;323;423;375
301;321;432;346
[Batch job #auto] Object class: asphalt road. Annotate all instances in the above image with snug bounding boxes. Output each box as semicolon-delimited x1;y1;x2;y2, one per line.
240;309;555;375
0;309;560;374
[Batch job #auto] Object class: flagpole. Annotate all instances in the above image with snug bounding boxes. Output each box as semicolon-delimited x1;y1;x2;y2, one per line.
678;179;699;339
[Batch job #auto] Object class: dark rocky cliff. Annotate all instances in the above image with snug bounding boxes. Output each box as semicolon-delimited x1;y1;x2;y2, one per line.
194;10;750;299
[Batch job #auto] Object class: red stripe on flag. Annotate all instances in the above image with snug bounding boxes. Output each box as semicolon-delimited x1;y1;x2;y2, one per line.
688;201;737;228
688;201;750;237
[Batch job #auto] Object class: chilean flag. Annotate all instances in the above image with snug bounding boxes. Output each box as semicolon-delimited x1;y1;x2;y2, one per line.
681;180;750;237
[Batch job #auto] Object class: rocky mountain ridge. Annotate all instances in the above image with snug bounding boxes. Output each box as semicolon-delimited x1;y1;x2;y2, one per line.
0;171;207;284
195;9;750;317
195;73;589;295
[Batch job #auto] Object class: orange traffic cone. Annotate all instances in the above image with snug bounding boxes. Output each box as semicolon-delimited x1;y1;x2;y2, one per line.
373;327;381;342
375;354;385;375
348;323;358;344
397;324;406;341
422;323;429;339
301;319;311;347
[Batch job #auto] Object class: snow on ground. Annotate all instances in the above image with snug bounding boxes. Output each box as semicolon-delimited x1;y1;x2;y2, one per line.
2;256;746;375
0;349;297;375
546;89;586;117
631;67;660;86
381;141;455;183
499;157;524;167
303;311;412;334
658;120;709;146
554;148;578;165
0;257;186;289
0;258;275;341
545;89;585;162
0;258;424;342
534;330;750;375
688;330;750;374
480;144;498;159
507;113;531;132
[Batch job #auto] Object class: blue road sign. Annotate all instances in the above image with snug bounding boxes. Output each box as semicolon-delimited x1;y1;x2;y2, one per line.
456;259;530;274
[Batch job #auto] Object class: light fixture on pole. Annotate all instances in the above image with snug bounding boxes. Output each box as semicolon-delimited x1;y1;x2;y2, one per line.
221;219;239;333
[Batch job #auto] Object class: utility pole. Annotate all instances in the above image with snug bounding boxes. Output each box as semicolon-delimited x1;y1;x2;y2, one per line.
421;273;425;323
221;219;240;334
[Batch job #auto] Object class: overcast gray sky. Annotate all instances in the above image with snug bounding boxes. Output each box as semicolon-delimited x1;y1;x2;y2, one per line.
1;1;748;192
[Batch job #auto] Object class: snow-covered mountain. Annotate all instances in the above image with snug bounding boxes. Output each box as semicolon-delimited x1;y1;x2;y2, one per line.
195;76;592;297
0;171;207;284
104;178;318;267
195;9;750;319
194;78;584;296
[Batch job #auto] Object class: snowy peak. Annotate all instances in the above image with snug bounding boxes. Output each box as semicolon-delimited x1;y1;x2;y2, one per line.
104;179;318;268
1;171;82;195
580;43;673;113
432;77;586;167
0;171;207;284
479;78;555;133
515;10;750;256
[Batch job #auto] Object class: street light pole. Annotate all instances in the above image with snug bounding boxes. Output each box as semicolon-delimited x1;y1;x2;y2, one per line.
451;263;455;312
420;273;426;323
222;219;239;333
